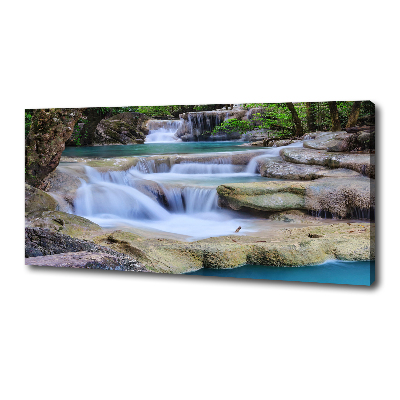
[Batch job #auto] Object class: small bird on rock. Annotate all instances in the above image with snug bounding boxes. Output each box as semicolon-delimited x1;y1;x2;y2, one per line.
235;226;242;233
308;233;323;238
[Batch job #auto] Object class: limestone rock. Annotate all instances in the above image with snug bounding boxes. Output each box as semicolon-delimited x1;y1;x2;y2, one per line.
25;211;102;238
89;223;374;272
259;158;328;180
41;166;86;206
303;130;375;152
95;112;149;145
25;184;59;214
305;176;374;218
217;181;308;212
216;176;374;219
280;147;375;178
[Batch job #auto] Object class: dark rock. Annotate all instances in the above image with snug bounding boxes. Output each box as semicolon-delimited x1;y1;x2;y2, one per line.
95;112;149;145
25;108;84;188
176;109;247;141
25;227;148;272
25;251;148;272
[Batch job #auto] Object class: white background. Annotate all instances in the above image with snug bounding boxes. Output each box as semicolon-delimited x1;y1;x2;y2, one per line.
1;1;399;399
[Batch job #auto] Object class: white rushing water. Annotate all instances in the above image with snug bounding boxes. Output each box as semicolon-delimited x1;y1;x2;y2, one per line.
73;142;303;239
145;120;182;143
245;141;304;173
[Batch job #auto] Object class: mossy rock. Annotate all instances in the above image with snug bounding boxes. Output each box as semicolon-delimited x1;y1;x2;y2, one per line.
26;210;102;238
217;181;309;212
25;184;59;214
95;112;149;145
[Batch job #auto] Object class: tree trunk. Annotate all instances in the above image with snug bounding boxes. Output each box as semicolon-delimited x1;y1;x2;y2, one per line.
328;101;342;131
306;102;317;132
346;101;362;128
25;108;84;188
286;102;304;136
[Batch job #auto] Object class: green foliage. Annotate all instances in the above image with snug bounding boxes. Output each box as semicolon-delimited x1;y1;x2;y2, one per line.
211;101;374;137
213;118;253;135
25;109;34;136
212;103;302;137
136;105;182;118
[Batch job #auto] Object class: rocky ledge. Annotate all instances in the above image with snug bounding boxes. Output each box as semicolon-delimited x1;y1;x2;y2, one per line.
25;227;148;272
88;223;374;273
280;147;374;178
217;175;374;219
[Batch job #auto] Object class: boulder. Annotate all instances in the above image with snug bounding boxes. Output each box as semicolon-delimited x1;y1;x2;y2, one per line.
25;211;102;238
41;166;86;206
259;158;329;180
258;158;363;181
217;181;308;212
303;131;350;151
305;176;375;218
25;184;58;214
25;251;147;272
280;147;375;178
95;112;149;145
303;130;375;152
25;108;84;188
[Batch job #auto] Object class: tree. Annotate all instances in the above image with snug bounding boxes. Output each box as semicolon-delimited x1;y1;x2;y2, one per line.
306;102;317;132
25;108;84;188
346;101;362;128
328;101;342;131
286;102;304;136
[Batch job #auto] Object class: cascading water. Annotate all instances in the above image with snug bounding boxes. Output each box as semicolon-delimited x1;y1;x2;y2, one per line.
73;164;254;239
245;141;304;173
73;142;305;239
145;120;182;143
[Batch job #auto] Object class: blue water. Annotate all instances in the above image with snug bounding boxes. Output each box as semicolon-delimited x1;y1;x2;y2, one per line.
186;260;375;286
63;141;255;158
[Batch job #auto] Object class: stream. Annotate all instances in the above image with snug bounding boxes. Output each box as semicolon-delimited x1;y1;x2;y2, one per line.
60;120;373;284
70;121;305;239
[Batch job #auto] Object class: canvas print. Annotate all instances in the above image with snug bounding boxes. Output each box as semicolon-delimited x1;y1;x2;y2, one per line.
25;102;375;285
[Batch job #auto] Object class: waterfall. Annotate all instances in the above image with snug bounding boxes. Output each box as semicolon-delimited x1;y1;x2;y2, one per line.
161;186;218;213
74;167;170;220
245;141;304;173
170;163;235;174
145;120;182;143
73;164;255;239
